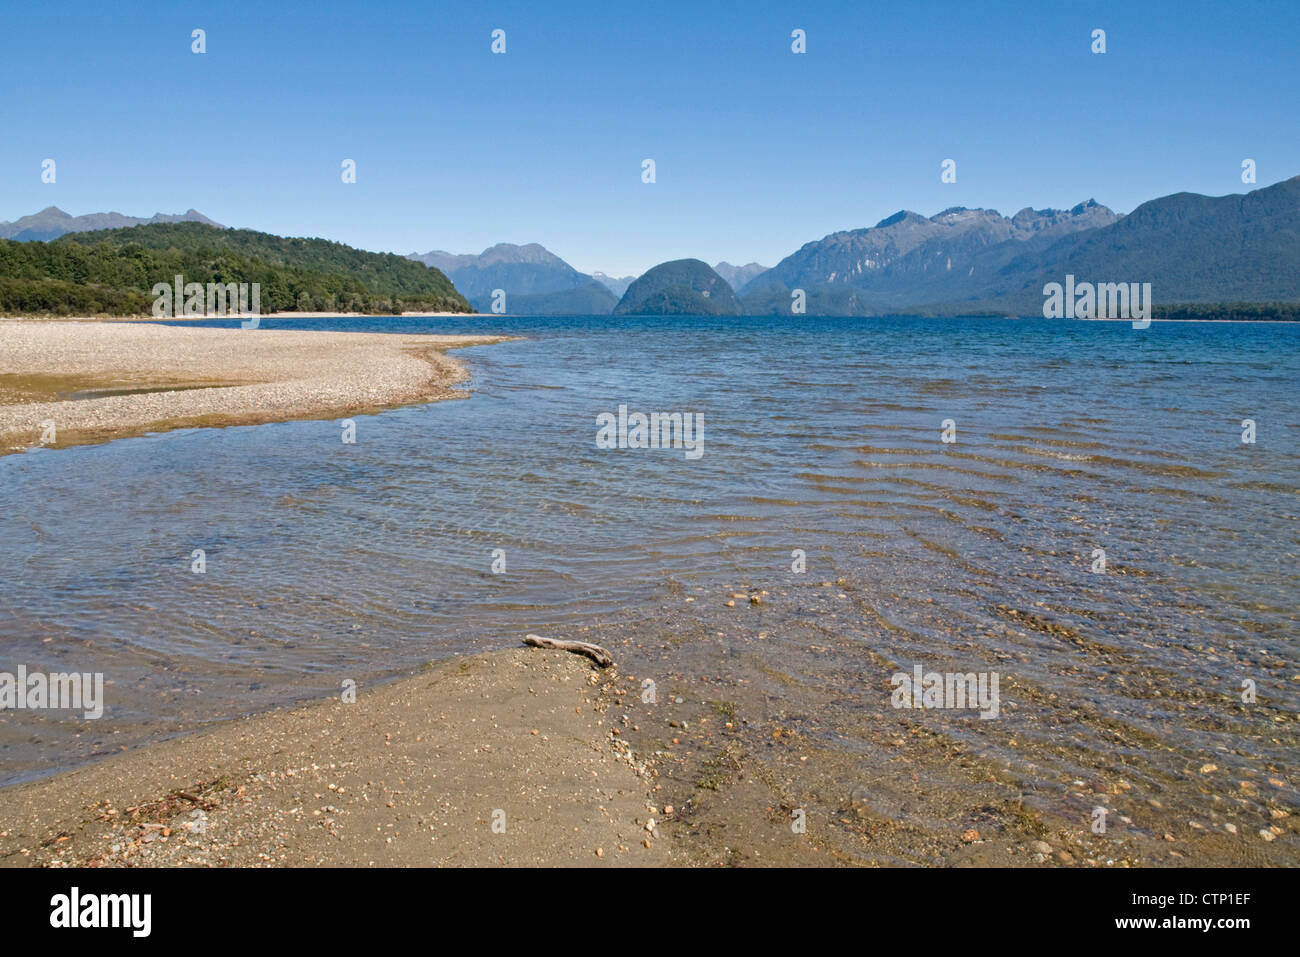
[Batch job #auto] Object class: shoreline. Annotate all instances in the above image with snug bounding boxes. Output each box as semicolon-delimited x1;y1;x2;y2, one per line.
0;312;489;321
0;312;496;322
0;320;512;457
7;611;1285;868
3;312;1295;325
0;647;670;867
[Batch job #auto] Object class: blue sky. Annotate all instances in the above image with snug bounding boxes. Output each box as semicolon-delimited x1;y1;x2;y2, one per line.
1;0;1296;275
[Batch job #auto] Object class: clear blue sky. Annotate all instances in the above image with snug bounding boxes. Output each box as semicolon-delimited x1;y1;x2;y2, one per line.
1;0;1295;275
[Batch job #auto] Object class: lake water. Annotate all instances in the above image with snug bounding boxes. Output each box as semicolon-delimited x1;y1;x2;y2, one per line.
2;316;1297;845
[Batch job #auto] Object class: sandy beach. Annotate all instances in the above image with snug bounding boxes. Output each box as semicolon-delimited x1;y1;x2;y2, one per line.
0;320;510;455
0;648;671;867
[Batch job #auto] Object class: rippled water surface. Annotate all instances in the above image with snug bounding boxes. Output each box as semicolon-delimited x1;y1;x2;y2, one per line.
2;316;1297;804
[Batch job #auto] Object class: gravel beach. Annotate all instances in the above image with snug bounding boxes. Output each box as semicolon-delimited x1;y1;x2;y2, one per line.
0;320;509;455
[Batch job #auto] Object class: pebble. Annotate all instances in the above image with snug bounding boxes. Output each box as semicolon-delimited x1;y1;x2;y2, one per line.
849;786;871;817
1030;840;1052;855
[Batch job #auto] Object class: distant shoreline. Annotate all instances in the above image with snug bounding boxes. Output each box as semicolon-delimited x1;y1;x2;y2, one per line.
2;312;1297;324
0;311;489;321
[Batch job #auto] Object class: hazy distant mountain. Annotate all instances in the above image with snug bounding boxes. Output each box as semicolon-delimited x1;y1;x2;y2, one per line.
741;177;1300;315
408;242;617;314
714;261;768;291
499;283;622;315
613;259;741;315
590;271;638;298
0;206;223;242
409;249;478;275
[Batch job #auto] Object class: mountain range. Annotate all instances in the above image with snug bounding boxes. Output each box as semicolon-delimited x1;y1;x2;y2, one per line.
737;178;1300;316
5;176;1297;317
405;245;768;314
403;178;1299;317
407;243;618;315
0;206;222;242
737;200;1120;312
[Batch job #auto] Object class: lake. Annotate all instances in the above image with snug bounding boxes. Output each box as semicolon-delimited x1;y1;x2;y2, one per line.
2;315;1296;853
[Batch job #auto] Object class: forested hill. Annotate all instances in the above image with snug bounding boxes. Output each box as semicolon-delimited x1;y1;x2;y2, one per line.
613;259;741;315
0;222;471;316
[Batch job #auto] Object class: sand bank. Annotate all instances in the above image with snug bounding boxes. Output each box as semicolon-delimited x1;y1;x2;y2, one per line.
0;320;510;455
0;648;668;867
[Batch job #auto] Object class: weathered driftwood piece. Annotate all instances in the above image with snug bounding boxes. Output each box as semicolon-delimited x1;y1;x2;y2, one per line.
523;633;614;668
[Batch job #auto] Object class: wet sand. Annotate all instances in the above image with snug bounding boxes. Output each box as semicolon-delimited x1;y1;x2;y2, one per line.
1;618;1291;868
0;320;510;455
0;648;670;867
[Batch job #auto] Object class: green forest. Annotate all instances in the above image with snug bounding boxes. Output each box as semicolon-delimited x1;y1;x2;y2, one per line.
1150;302;1300;321
0;222;471;316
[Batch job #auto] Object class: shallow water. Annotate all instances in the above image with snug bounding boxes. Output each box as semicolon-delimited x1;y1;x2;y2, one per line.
1;316;1297;824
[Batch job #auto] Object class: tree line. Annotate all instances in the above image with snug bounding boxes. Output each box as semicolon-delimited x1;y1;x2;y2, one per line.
0;222;471;316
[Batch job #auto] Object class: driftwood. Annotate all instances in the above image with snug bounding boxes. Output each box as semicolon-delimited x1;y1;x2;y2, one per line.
523;633;614;668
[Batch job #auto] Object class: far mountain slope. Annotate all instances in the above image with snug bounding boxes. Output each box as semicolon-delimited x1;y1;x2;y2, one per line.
978;176;1300;311
714;261;768;291
742;201;1117;305
741;177;1300;314
0;206;223;242
408;242;617;314
590;271;638;298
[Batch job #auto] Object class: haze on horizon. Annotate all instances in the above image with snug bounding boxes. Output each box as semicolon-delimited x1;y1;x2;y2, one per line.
1;0;1296;275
